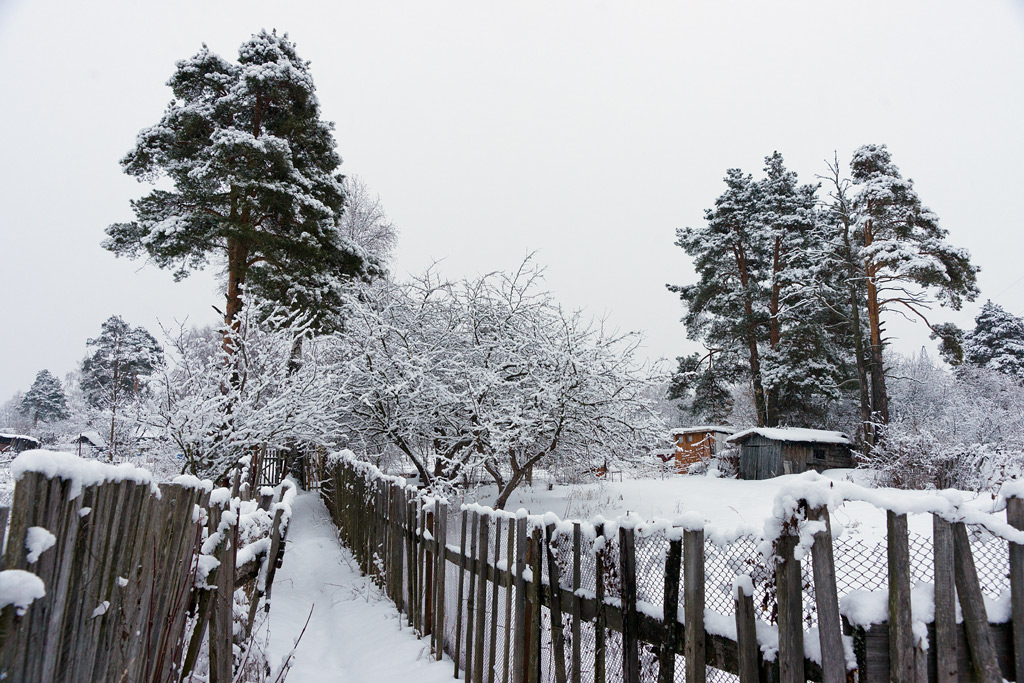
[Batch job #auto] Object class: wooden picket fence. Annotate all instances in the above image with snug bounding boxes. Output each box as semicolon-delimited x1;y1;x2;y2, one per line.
322;452;1024;683
0;451;292;683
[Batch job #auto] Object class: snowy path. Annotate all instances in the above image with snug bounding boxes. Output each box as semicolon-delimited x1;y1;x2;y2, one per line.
265;491;454;683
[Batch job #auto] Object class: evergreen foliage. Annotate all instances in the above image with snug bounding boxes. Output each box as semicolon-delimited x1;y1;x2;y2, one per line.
81;316;163;410
104;30;375;337
964;301;1024;381
19;370;70;425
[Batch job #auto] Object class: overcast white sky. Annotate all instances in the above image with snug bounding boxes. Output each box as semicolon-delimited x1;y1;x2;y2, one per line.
1;1;1022;402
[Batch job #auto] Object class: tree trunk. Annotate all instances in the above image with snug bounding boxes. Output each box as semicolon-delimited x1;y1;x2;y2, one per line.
735;245;771;427
223;234;249;358
863;221;890;432
841;220;873;451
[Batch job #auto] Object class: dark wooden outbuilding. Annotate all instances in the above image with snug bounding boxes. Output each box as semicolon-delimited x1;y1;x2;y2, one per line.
0;433;41;455
726;427;854;480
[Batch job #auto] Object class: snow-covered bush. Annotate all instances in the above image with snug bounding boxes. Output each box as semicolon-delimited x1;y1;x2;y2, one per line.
866;351;1024;490
146;299;351;478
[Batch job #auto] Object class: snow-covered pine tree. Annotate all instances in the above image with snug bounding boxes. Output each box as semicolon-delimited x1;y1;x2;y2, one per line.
81;316;163;458
19;370;69;426
104;30;375;348
665;350;737;423
850;143;980;428
964;301;1024;381
669;154;850;428
757;153;848;425
668;169;773;425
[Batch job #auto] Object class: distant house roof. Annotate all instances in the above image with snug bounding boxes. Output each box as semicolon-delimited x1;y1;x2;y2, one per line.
78;431;107;448
727;427;851;446
670;425;736;436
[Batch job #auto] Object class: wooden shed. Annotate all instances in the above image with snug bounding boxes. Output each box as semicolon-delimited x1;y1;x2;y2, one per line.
726;427;853;480
669;425;735;472
0;433;41;455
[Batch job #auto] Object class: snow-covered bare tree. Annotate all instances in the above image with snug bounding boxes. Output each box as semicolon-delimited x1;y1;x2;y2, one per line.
338;176;398;263
336;259;666;508
81;315;163;458
18;370;69;427
147;298;351;478
104;30;375;354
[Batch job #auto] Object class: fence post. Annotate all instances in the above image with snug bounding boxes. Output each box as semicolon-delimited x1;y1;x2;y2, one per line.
619;524;640;683
455;509;469;679
466;512;480;681
683;527;706;683
951;521;1002;683
806;504;844;683
658;534;682;683
546;522;568;683
503;517;515;683
528;526;543;683
435;502;449;662
513;515;528;683
489;517;501;683
474;514;489;683
887;511;915;683
425;507;435;639
1007;495;1024;683
571;522;582;683
594;522;606;683
775;515;804;683
208;494;236;683
733;576;760;683
932;514;958;683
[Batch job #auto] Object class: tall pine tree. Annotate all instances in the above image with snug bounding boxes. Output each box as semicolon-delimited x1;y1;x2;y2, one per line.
850;144;980;429
104;30;375;349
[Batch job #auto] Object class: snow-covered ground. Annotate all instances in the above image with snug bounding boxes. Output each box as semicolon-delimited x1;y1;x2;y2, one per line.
458;468;1005;543
264;491;453;683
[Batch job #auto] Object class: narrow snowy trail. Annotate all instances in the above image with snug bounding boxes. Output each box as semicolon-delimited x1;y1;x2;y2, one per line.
265;491;454;682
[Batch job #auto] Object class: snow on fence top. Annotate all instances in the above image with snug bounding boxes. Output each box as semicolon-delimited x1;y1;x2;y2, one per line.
670;425;736;436
726;427;851;445
11;449;164;499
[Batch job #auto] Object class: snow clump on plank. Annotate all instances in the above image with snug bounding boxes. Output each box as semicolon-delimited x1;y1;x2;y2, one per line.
0;570;45;616
25;527;56;564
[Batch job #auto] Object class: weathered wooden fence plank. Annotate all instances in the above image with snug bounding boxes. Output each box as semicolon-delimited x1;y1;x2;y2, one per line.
951;521;1002;683
513;515;528;683
932;514;958;683
887;511;915;683
619;524;640;683
806;505;844;683
546;522;569;683
684;528;706;683
659;535;682;683
734;580;760;683
775;522;804;683
455;509;469;679
594;522;606;683
571;522;582;683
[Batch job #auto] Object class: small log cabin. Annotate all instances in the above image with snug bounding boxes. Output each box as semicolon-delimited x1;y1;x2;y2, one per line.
727;427;853;480
669;425;735;472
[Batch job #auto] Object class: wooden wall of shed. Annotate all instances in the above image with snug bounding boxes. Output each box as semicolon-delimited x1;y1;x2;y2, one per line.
738;436;853;479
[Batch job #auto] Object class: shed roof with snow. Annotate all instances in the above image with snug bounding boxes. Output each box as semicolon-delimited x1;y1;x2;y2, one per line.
726;427;850;446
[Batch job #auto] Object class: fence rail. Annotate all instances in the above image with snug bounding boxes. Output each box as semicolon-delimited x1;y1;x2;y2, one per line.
323;452;1024;683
